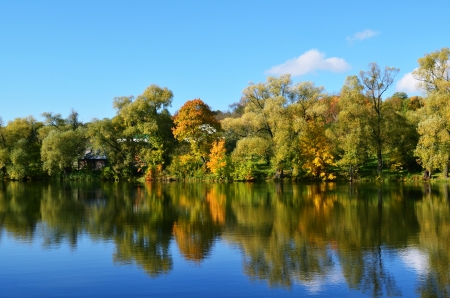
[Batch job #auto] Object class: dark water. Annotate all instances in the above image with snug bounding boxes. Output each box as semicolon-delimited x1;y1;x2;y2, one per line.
0;181;449;297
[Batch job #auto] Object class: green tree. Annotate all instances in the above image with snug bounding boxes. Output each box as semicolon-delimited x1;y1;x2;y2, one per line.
87;117;129;177
414;92;450;177
41;128;87;175
88;85;174;178
288;82;333;178
383;95;420;172
222;75;292;169
1;117;43;180
222;75;333;178
413;47;450;93
332;72;416;177
359;63;399;175
413;48;450;177
40;109;88;176
331;76;370;180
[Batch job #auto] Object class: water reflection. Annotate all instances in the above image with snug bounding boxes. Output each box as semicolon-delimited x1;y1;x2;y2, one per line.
1;181;450;296
415;183;450;297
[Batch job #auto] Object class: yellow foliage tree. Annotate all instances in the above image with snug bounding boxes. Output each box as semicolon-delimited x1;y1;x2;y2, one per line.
297;122;336;180
206;139;228;179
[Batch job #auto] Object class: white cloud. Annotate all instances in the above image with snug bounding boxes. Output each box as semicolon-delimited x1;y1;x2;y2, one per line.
265;49;350;77
346;29;380;42
396;71;422;93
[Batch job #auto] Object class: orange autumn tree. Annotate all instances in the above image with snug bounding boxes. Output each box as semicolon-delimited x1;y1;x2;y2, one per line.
172;99;221;165
206;139;228;178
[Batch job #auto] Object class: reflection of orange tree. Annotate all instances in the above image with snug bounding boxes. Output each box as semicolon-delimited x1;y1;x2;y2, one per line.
173;220;216;263
205;185;226;225
170;183;224;263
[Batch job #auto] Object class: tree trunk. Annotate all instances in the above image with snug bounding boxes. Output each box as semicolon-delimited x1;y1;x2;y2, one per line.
64;167;72;176
349;165;353;182
275;168;284;180
443;162;449;178
377;148;383;175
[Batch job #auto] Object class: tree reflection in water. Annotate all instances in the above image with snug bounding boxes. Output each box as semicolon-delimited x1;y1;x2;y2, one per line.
415;183;450;297
171;183;223;263
0;182;41;242
93;182;175;277
1;181;450;296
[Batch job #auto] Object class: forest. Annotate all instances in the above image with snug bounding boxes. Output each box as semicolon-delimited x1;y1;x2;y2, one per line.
0;47;449;181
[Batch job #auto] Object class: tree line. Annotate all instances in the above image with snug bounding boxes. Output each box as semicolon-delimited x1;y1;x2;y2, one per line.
0;47;449;181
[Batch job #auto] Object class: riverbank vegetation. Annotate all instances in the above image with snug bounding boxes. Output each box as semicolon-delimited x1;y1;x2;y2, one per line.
1;48;449;181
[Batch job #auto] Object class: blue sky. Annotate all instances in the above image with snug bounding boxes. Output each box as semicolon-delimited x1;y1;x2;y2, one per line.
1;0;448;123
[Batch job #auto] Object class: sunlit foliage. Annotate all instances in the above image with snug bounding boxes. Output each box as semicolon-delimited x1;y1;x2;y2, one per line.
206;139;228;179
172;99;221;162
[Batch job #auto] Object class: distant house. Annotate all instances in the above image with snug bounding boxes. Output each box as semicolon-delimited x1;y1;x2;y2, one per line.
78;149;107;170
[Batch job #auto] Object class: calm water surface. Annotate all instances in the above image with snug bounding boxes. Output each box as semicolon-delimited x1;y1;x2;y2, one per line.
0;181;449;297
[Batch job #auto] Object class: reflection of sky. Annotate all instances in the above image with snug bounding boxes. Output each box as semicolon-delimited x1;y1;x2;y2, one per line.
398;247;429;275
293;253;345;294
290;248;424;297
0;228;432;297
0;229;121;297
380;247;420;297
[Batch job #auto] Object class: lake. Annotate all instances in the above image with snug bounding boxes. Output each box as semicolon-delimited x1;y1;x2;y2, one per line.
0;181;449;297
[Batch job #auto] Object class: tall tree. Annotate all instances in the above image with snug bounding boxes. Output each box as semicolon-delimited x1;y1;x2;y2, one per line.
359;63;399;175
414;91;450;177
288;81;332;178
383;94;420;171
413;48;450;178
413;48;450;177
331;76;370;180
413;47;450;93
